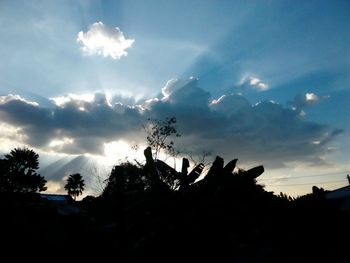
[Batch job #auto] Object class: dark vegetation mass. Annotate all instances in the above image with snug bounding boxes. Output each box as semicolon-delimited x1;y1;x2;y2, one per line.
0;118;349;262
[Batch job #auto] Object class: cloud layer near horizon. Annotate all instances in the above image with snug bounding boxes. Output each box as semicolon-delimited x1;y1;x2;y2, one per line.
0;78;340;168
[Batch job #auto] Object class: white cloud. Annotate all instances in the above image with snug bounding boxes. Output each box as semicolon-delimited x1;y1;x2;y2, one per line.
77;21;134;59
305;92;319;102
290;92;327;111
210;95;226;106
239;75;269;91
0;94;39;107
49;137;74;148
249;77;268;90
161;77;198;100
0;123;28;153
50;93;95;106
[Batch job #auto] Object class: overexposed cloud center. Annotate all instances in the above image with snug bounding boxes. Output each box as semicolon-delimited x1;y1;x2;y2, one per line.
77;21;134;59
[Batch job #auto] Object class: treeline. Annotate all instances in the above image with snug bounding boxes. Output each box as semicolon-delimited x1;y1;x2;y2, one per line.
78;146;348;262
0;147;84;199
0;145;348;262
0;117;349;262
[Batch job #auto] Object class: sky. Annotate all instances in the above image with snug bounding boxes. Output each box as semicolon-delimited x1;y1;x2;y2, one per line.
0;0;349;197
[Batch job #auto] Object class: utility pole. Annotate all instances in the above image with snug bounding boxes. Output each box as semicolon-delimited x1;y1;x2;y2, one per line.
347;174;350;185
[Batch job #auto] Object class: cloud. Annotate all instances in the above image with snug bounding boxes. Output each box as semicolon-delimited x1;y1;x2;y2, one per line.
0;78;341;169
305;92;318;102
160;77;210;108
77;21;134;59
143;79;339;168
210;94;250;116
0;93;144;155
249;77;268;90
240;76;269;91
289;92;329;110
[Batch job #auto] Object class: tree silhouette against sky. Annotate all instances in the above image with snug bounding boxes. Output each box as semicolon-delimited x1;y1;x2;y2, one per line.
144;117;181;161
64;173;85;200
0;147;47;193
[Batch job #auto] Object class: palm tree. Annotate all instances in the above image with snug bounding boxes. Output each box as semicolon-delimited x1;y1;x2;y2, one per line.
64;173;85;200
3;147;47;193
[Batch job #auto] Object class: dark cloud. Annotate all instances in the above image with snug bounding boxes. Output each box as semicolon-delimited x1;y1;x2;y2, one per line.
0;79;341;168
161;77;210;107
0;93;145;154
210;94;251;116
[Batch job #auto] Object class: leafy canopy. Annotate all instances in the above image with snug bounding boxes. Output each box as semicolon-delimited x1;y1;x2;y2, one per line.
0;147;47;193
64;173;85;200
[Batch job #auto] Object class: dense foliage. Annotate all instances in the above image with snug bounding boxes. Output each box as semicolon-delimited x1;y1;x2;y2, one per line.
0;147;47;193
64;173;85;200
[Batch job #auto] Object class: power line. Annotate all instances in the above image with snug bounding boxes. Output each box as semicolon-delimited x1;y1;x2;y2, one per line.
258;171;348;181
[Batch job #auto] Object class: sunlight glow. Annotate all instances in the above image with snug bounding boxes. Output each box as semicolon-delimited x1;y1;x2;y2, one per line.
103;140;146;164
50;93;95;106
0;123;27;152
77;21;134;59
0;94;39;106
249;77;269;90
210;95;226;105
46;180;63;193
305;92;318;102
49;137;74;148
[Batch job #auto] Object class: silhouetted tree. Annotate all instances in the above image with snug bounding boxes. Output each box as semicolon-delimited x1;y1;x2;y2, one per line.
64;173;85;200
144;117;180;161
103;161;146;199
0;147;47;193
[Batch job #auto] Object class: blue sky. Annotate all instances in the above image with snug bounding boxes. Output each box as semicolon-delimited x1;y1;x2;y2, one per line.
0;0;349;196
